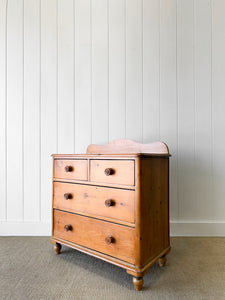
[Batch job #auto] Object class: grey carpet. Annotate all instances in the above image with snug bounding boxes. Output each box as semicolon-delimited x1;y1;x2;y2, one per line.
0;237;225;300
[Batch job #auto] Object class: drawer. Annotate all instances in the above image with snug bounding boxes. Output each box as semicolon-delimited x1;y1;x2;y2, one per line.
53;182;135;223
53;210;135;264
90;160;135;186
54;159;87;181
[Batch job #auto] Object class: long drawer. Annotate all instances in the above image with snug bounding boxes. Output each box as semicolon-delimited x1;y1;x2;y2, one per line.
90;160;135;186
53;182;135;224
53;210;135;264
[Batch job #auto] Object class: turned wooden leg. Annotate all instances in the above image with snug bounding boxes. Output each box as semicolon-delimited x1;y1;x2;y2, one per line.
133;277;144;291
54;242;62;255
158;254;167;267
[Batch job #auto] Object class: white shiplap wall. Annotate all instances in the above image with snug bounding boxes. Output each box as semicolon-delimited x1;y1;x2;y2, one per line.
0;0;225;236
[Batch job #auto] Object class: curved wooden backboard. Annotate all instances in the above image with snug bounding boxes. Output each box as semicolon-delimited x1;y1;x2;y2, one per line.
86;139;169;155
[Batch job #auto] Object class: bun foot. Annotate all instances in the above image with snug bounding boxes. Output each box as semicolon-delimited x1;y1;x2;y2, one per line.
54;242;62;255
158;255;167;267
133;277;144;291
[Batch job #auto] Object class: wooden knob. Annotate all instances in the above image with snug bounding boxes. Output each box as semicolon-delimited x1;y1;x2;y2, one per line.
105;199;114;207
64;224;72;232
65;166;73;172
64;193;72;200
105;235;114;245
104;168;114;176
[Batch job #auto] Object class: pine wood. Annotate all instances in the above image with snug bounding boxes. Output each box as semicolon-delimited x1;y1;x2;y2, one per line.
87;139;169;154
54;242;61;255
90;159;135;186
53;182;135;223
133;277;144;291
54;159;87;181
158;255;167;267
53;210;135;264
51;139;171;291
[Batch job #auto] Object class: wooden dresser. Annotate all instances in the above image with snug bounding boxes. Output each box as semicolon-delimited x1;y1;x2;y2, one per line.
50;139;171;291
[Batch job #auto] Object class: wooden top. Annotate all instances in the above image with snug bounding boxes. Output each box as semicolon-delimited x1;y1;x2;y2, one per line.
86;139;169;155
52;139;170;158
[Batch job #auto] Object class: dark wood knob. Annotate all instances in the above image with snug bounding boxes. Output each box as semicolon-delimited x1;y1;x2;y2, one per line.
104;168;114;176
65;166;73;172
105;199;114;207
64;224;72;232
105;235;114;245
64;193;72;200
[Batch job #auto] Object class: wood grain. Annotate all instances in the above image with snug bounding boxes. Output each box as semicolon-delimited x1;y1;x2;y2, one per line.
53;209;135;264
87;139;169;154
53;181;135;223
138;156;170;267
54;159;87;181
51;139;171;290
90;159;135;186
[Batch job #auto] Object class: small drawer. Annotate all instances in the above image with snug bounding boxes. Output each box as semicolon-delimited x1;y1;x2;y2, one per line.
90;160;135;186
53;210;135;264
54;159;87;181
53;182;135;223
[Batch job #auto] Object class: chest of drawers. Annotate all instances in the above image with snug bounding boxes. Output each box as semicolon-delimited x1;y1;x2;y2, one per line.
50;139;171;291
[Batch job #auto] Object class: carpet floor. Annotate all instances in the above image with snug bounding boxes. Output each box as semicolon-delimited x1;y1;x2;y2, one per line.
0;237;224;300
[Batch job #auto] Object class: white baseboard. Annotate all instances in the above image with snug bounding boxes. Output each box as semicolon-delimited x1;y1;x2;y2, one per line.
170;221;225;237
0;221;51;236
0;221;225;236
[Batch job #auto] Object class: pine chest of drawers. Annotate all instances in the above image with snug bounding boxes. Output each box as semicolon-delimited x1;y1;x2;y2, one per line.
50;139;171;291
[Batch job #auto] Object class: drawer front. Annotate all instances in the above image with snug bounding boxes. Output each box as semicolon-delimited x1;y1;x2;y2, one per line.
90;160;135;186
53;210;135;264
54;159;87;181
53;182;135;223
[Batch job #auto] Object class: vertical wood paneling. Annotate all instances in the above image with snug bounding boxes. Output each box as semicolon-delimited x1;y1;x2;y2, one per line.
1;0;225;235
125;0;142;141
91;0;108;144
75;0;92;153
160;0;178;220
143;0;160;142
24;0;40;221
58;0;74;153
0;0;7;220
177;0;195;220
195;0;212;220
108;0;126;141
212;0;225;221
7;0;23;221
41;0;57;221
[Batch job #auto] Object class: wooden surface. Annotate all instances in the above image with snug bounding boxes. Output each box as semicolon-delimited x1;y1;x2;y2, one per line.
54;159;87;181
138;157;170;267
53;209;135;264
51;139;170;291
90;159;135;186
1;0;223;237
53;182;135;223
87;139;169;154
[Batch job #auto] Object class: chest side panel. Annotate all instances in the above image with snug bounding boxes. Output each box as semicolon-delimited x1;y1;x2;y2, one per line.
139;156;169;267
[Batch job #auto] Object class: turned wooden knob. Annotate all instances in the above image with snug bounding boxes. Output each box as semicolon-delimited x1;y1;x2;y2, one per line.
64;224;72;231
105;199;114;207
105;235;114;244
104;168;114;176
65;165;73;172
64;193;72;200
